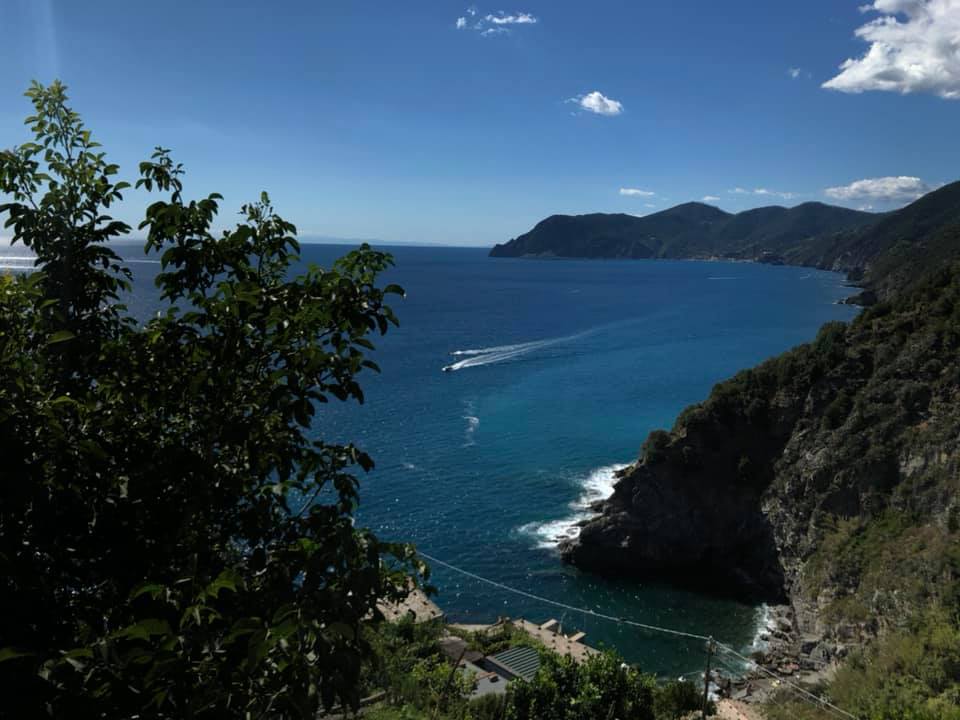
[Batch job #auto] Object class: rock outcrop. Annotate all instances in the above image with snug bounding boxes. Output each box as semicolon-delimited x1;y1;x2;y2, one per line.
561;262;960;648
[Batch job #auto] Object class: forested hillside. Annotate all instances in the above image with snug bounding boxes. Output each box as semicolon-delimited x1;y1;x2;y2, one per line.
561;188;960;718
490;202;876;262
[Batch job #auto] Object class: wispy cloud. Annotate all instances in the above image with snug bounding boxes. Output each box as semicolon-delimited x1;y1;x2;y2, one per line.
455;6;538;36
620;188;655;197
788;67;811;79
569;91;624;116
485;12;537;25
823;0;960;99
703;195;721;202
824;176;935;205
728;187;796;200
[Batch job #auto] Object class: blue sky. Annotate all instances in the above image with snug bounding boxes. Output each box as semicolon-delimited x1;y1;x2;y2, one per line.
2;0;959;246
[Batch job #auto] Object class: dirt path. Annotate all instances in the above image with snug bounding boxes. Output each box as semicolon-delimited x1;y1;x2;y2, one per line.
716;698;765;720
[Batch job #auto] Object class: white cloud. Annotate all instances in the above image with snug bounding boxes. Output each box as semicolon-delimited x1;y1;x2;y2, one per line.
703;195;721;202
570;91;624;116
823;0;960;99
486;12;537;24
824;175;935;204
455;7;537;36
789;67;803;79
754;187;796;198
728;187;796;199
620;188;655;197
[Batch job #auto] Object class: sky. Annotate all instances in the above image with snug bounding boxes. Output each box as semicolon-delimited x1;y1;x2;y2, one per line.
1;0;960;246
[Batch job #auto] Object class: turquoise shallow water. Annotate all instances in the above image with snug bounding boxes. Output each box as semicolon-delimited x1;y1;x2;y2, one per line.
3;242;857;677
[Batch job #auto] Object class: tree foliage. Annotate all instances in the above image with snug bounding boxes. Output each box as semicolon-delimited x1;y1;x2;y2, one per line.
0;81;421;718
765;610;960;720
506;651;658;720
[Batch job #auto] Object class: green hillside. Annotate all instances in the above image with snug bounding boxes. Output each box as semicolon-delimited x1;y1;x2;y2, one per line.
490;201;876;262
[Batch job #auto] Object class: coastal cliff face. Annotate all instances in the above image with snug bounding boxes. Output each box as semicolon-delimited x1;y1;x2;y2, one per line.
561;266;960;648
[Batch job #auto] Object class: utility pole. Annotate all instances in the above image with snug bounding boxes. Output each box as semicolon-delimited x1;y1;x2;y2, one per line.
702;636;716;720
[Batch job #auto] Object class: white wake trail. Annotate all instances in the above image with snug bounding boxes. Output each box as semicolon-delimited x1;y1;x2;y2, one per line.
444;328;598;372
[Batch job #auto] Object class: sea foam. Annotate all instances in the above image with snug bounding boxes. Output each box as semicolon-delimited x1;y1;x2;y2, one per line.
520;463;629;550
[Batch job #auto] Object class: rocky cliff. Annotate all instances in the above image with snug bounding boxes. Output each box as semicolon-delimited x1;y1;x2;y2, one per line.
560;197;960;658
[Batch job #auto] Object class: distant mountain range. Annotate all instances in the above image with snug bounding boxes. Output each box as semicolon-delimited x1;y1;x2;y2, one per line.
490;181;960;302
489;201;878;262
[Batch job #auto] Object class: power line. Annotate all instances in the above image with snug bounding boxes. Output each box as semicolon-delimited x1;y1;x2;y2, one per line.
716;644;857;720
418;550;710;642
710;653;848;720
417;550;861;720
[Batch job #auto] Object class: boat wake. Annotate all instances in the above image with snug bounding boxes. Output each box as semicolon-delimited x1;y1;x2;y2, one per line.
462;400;480;447
519;463;629;550
444;329;595;372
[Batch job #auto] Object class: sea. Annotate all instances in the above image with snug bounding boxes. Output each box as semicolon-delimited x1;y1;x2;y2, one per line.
2;242;858;678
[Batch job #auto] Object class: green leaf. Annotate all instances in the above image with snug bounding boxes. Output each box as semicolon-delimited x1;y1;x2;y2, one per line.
0;648;34;664
113;618;171;641
130;582;166;601
46;330;75;344
205;569;243;598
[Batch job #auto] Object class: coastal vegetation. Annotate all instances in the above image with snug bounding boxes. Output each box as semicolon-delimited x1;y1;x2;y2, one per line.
562;184;960;715
356;618;708;720
765;610;960;720
0;82;421;717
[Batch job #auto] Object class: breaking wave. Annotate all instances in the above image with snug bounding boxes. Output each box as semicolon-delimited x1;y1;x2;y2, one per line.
519;463;629;550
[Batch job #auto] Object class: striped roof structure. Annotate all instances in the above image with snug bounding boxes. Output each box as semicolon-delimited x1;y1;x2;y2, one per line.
486;646;541;682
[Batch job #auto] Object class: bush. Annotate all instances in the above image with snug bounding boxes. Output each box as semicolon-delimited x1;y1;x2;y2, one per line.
643;430;672;465
653;680;711;719
823;390;853;430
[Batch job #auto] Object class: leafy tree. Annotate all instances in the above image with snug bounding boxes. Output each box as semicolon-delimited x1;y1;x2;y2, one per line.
506;651;658;720
653;679;710;719
0;81;422;718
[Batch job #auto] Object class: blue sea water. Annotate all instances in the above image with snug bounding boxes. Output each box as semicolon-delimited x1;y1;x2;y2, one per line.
2;242;858;677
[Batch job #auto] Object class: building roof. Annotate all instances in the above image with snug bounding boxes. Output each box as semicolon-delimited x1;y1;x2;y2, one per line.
459;660;509;697
486;646;541;682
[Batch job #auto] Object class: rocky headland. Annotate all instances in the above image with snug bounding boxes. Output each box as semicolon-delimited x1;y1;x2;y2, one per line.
556;182;960;667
